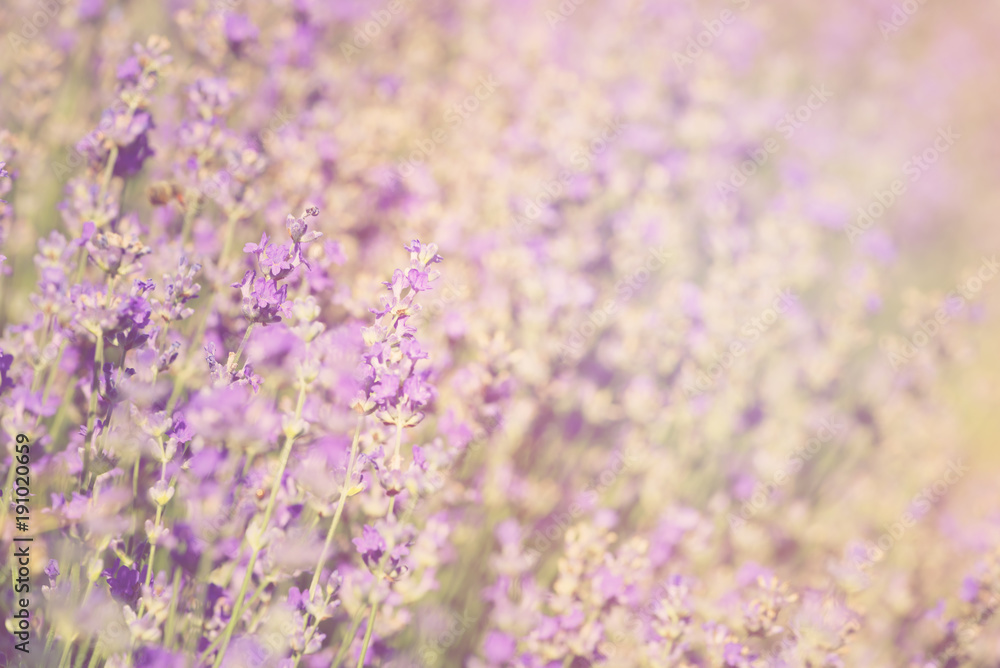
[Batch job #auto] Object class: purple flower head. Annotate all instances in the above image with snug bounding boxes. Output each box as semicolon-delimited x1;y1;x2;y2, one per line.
483;631;517;663
285;207;322;245
232;270;289;325
114;125;155;178
261;243;295;279
116;56;142;83
960;576;980;603
45;559;60;581
287;586;307;612
723;642;750;667
234;210;321;325
77;0;105;20
224;14;259;55
134;647;183;668
243;233;269;260
403;239;443;267
354;239;442;421
188;77;235;119
0;349;13;397
104;560;143;606
353;524;386;569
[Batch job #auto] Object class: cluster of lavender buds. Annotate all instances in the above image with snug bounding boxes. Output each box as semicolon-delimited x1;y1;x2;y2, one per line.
1;1;999;667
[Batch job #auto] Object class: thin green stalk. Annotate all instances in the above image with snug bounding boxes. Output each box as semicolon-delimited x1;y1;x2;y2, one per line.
209;425;299;667
208;341;310;667
44;623;57;656
164;568;182;650
72;637;93;668
30;314;53;393
96;145;119;212
330;606;367;668
309;415;364;597
355;598;380;668
233;323;256;371
81;329;105;486
57;637;74;668
218;212;242;266
144;505;163;589
198;578;270;660
205;549;260;667
386;407;404;517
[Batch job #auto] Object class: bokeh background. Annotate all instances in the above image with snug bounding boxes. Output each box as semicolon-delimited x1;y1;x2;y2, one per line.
1;0;1000;666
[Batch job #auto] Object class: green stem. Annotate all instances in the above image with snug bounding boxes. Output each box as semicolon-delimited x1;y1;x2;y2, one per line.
82;330;105;486
163;568;182;650
96;145;119;214
206;549;260;668
355;598;380;668
72;637;93;668
386;407;404;517
233;323;255;371
208;341;310;667
209;428;298;667
57;637;74;668
30;314;52;394
219;212;242;266
85;645;103;668
44;623;57;656
309;415;364;597
144;505;163;589
330;606;367;668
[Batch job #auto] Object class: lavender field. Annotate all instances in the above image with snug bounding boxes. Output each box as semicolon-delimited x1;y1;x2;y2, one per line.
2;1;1000;666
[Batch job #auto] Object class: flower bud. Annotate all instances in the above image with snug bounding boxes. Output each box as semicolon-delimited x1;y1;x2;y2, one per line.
145;519;169;544
246;516;271;551
282;416;307;440
292;296;320;323
148;480;175;507
326;570;343;599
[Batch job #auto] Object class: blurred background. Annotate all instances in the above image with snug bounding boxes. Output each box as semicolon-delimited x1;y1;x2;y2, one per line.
2;0;1000;666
